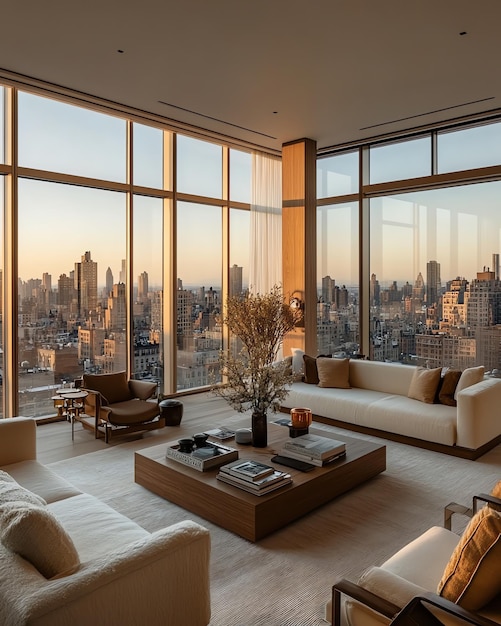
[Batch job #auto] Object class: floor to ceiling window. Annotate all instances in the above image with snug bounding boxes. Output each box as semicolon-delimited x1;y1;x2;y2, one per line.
319;118;501;374
132;195;164;390
316;151;360;357
176;201;222;391
370;182;501;369
0;83;252;418
17;179;127;416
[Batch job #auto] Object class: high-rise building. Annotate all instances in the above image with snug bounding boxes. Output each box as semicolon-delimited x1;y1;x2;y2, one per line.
74;251;98;318
138;271;149;301
105;283;127;331
442;277;469;327
105;267;114;296
229;264;243;297
119;259;127;284
493;253;500;280
369;273;380;306
322;275;335;304
467;270;501;329
426;260;441;307
413;272;425;302
57;274;74;307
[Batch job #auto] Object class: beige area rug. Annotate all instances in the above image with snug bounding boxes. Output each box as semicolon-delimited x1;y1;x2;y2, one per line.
48;418;501;626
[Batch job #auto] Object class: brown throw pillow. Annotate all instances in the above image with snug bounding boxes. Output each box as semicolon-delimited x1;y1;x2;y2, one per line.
407;367;442;404
303;355;319;385
438;369;462;406
438;507;501;611
317;358;350;389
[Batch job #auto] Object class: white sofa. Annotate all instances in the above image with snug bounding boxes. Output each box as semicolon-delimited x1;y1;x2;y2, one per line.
0;417;211;626
282;359;501;459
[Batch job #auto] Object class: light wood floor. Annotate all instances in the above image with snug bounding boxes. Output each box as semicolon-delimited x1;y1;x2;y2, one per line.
36;392;239;464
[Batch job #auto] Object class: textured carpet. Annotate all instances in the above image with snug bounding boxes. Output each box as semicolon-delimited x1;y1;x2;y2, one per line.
48;423;501;626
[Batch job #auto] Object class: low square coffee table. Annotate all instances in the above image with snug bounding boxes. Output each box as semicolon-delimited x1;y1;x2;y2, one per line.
134;423;386;542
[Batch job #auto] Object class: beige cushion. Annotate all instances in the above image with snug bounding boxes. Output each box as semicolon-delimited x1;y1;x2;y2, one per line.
290;348;304;374
0;501;80;578
438;507;501;611
83;371;133;405
454;365;485;399
0;473;46;507
438;369;462;406
282;356;293;377
407;367;442;403
317;358;350;389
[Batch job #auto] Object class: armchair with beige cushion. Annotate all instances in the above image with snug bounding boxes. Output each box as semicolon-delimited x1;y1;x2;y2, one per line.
329;482;501;625
80;371;164;443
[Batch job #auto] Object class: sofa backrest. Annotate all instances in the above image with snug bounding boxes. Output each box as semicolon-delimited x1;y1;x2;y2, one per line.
82;372;133;405
349;360;415;396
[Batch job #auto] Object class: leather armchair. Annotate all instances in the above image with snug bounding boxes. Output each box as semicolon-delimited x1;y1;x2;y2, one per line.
81;371;164;443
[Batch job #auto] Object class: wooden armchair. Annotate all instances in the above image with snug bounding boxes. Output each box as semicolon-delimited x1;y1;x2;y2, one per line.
329;485;501;626
80;372;164;443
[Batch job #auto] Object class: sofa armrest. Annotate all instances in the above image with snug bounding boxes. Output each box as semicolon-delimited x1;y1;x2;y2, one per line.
331;578;400;625
28;520;211;626
456;378;501;449
0;417;37;466
129;379;157;400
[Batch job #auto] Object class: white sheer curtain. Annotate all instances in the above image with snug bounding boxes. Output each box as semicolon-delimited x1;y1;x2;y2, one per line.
249;152;282;295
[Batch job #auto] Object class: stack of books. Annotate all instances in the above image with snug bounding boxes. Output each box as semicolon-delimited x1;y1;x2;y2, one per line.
278;433;346;467
217;459;292;495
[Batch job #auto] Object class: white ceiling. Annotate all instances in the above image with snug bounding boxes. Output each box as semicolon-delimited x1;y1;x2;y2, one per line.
2;0;501;153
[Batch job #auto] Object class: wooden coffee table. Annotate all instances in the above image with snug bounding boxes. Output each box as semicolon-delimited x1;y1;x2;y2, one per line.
134;423;386;541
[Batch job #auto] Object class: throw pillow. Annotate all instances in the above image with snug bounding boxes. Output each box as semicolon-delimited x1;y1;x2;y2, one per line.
0;501;80;579
491;481;501;500
454;366;485;400
303;355;320;384
438;506;501;611
438;369;462;406
282;355;293;376
291;348;305;375
0;478;46;507
317;358;350;389
407;367;442;404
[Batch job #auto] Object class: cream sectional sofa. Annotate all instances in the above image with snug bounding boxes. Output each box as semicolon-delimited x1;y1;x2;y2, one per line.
282;359;501;459
0;417;211;626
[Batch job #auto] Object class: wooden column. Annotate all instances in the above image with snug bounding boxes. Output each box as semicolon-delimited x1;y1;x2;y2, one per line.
282;138;317;358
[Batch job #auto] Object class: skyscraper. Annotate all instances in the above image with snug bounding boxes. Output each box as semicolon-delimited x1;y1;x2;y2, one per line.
493;253;500;280
138;271;149;301
229;264;243;297
106;267;114;296
74;251;98;318
426;260;441;306
467;270;501;329
119;259;126;284
322;275;335;304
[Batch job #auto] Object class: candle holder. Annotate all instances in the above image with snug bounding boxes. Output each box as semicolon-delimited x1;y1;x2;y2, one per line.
288;407;312;438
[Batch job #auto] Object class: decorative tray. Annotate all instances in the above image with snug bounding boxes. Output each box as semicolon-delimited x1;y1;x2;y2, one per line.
165;441;239;472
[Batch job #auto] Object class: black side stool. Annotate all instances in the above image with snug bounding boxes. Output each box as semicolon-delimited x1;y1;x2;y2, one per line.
159;399;184;426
